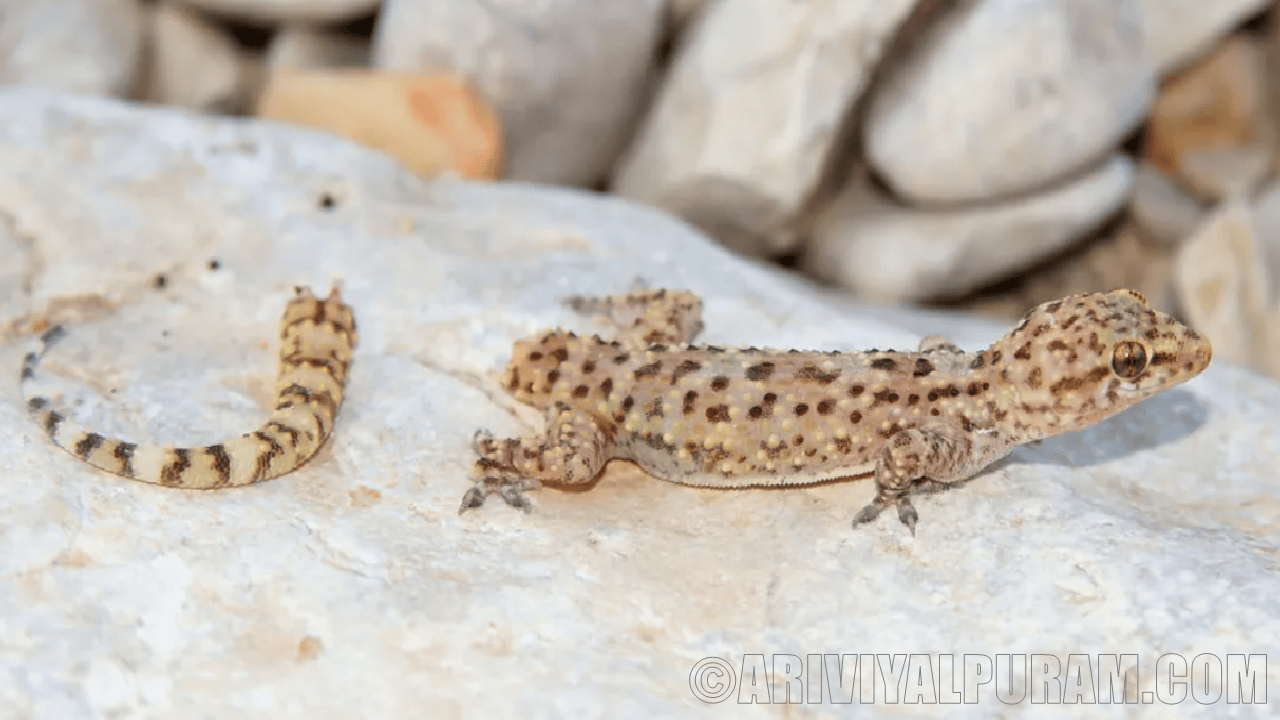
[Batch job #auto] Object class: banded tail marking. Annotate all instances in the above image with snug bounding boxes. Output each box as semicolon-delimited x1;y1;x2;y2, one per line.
20;286;357;488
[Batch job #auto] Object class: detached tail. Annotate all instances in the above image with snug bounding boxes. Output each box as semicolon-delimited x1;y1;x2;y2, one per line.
21;286;358;488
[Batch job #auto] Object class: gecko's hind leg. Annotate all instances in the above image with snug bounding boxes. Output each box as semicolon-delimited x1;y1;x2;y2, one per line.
459;408;614;515
563;288;704;348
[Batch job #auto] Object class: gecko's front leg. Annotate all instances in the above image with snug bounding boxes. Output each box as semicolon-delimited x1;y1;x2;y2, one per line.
852;428;986;535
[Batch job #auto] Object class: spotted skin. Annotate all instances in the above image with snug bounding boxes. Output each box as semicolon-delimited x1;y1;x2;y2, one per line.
459;288;1212;533
21;286;357;488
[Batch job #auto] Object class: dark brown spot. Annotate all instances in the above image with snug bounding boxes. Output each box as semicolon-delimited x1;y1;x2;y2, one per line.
990;350;1003;363
797;366;842;384
705;404;730;423
1027;367;1042;389
633;360;663;380
622;396;635;412
870;358;897;371
745;362;775;381
794;403;809;416
572;384;589;399
930;408;940;416
153;273;167;289
546;369;561;385
871;389;899;407
907;394;919;406
1050;376;1086;396
582;360;596;374
817;399;835;415
913;358;934;377
849;410;862;424
682;390;698;416
74;433;104;459
600;378;614;396
970;354;986;369
671;359;702;383
847;384;864;398
793;435;805;447
528;350;544;361
613;353;631;365
549;348;569;362
833;437;853;453
160;448;192;486
763;392;777;403
967;383;980;396
1014;343;1032;360
748;406;763;419
710;376;730;391
1047;340;1069;352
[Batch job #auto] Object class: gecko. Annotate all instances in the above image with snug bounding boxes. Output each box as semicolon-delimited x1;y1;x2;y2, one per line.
458;288;1212;532
21;286;357;488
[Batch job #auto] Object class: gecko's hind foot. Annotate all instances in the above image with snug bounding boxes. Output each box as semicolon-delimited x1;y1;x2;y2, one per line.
852;497;919;535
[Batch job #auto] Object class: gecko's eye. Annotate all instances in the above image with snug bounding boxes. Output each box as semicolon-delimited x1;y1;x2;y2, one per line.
1111;341;1147;379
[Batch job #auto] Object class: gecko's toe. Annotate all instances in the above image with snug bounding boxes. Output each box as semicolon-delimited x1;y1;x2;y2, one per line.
851;499;887;528
458;486;487;514
896;502;919;536
499;485;533;512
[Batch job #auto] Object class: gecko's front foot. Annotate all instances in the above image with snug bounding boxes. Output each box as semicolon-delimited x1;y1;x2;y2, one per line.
852;496;919;535
459;429;540;515
457;481;536;514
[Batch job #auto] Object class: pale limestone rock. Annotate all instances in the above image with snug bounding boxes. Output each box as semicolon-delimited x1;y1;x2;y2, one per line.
267;26;370;71
0;0;143;97
613;0;918;256
803;155;1134;303
1174;203;1272;372
1138;0;1272;75
1130;162;1207;248
1;90;1278;717
865;0;1153;205
143;2;251;112
373;0;664;187
173;0;380;23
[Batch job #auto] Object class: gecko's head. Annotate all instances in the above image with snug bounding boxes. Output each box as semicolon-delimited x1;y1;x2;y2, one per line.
986;289;1212;436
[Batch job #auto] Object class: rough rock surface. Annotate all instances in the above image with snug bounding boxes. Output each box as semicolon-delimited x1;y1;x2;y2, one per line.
613;0;918;256
864;0;1153;205
373;0;664;187
803;155;1135;303
1;91;1277;718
